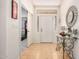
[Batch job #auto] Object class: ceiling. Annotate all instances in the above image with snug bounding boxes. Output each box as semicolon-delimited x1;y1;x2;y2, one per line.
32;0;62;6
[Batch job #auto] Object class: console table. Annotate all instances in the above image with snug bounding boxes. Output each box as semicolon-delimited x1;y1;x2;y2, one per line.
56;32;78;59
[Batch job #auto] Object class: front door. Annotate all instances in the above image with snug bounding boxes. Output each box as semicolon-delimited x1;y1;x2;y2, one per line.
39;15;56;43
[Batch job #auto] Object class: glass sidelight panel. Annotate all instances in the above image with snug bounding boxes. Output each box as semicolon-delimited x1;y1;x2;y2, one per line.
37;16;39;32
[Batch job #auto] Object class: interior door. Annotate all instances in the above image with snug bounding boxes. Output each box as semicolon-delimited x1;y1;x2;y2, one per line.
39;15;56;42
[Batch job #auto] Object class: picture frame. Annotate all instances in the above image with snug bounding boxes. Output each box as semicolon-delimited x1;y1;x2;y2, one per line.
11;0;18;19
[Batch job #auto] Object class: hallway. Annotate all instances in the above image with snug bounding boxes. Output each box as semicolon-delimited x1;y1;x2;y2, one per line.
1;0;79;59
21;43;69;59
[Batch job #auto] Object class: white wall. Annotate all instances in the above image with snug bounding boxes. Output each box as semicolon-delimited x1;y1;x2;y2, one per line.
0;0;34;59
21;0;34;47
21;0;34;14
21;7;28;17
6;0;21;59
27;13;33;46
33;0;61;6
60;0;73;26
60;0;79;59
0;0;7;59
0;0;21;59
6;0;34;59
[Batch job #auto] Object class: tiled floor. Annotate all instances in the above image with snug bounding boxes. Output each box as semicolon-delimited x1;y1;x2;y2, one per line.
21;43;70;59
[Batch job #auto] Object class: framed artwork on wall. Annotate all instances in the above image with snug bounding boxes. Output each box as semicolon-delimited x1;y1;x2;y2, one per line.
11;0;18;19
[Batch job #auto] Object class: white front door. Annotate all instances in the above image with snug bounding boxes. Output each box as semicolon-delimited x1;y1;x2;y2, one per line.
39;15;56;43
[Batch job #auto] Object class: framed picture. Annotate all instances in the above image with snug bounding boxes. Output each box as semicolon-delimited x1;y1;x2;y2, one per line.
11;0;18;19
